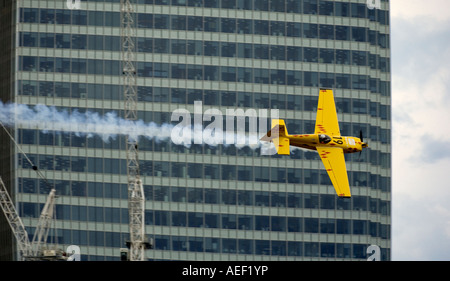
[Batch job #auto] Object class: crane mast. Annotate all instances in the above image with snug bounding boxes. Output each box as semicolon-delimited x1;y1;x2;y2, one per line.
0;177;32;260
120;0;148;261
0;177;64;260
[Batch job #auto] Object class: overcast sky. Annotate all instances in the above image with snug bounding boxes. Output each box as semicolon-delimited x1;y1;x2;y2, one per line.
391;0;450;261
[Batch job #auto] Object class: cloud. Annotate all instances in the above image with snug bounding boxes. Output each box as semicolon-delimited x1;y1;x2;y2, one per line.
391;1;450;260
393;193;450;261
391;0;450;22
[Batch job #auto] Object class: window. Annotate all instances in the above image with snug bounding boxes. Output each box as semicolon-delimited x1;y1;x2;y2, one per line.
320;219;335;233
221;42;236;57
304;218;319;233
221;190;237;205
254;166;269;182
254;20;269;35
253;192;269;208
320;72;334;88
237;19;252;34
337;219;351;234
150;64;166;79
321;243;335;258
172;236;187;251
40;9;55;24
254;0;269;11
188;16;203;31
56;34;70;48
304;72;318;87
205;213;219;228
352;27;366;42
222;214;237;229
286;22;301;37
319;24;334;40
255;216;270;231
239;239;253;254
88;11;103;26
270;0;285;12
22;8;38;23
272;241;286;256
154;14;169;29
271;216;286;232
21;32;37;47
204;41;219;56
304;48;318;62
335;26;350;41
319;0;333;16
271;21;285;36
72;10;87;25
221;165;236;180
221;18;236;33
187;40;203;55
204;17;219;32
171;15;186;30
319;49;334;64
287;46;302;62
352;51;367;66
303;23;318;38
254;44;269;59
21;56;37;71
304;193;319;208
171;211;186;226
288;217;302;232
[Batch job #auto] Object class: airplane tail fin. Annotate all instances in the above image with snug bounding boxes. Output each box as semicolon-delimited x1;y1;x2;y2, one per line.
260;119;290;155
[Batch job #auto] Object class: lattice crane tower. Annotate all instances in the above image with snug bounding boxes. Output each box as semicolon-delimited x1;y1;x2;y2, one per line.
120;0;149;261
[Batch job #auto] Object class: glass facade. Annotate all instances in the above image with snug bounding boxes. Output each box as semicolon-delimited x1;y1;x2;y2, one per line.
2;0;390;260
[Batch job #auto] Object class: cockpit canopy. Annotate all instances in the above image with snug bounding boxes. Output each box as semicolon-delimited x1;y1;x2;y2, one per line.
318;134;332;144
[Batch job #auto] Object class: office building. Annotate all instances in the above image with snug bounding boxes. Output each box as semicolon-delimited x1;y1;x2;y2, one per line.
0;0;391;260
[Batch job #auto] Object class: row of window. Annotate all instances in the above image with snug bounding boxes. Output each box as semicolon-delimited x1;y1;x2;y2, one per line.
18;126;390;167
94;0;390;25
20;201;389;238
19;153;391;190
19;56;391;95
21;8;389;48
138;0;390;24
20;32;390;72
18;80;391;120
19;178;390;213
26;225;388;260
21;1;390;25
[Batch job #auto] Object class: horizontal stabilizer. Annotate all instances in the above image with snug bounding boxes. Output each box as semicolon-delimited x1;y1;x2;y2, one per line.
274;137;290;155
260;119;290;155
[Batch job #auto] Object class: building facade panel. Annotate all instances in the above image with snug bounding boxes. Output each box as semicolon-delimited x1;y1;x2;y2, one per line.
1;0;390;261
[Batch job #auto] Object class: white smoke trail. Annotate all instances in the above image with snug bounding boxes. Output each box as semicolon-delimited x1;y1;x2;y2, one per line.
0;101;174;142
0;102;277;154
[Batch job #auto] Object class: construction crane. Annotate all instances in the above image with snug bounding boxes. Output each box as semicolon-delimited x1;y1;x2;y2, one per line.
0;177;66;261
120;0;151;261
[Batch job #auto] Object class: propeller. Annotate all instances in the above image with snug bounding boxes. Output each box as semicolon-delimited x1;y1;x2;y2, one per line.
359;130;368;160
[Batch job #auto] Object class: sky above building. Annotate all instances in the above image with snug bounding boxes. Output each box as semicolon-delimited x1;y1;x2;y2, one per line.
391;0;450;260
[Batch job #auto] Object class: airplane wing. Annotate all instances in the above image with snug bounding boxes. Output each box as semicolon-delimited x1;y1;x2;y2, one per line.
314;89;340;136
317;147;351;198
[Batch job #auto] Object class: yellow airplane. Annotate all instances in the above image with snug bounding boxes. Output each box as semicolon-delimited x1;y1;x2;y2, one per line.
261;89;368;198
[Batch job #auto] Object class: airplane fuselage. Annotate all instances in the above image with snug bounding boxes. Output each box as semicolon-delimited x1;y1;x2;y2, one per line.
287;134;367;154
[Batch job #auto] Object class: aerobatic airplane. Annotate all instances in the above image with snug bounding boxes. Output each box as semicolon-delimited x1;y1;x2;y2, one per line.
260;89;368;198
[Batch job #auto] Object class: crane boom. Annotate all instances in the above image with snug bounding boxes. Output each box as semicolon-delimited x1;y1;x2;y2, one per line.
31;188;56;256
120;0;149;261
0;177;32;260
